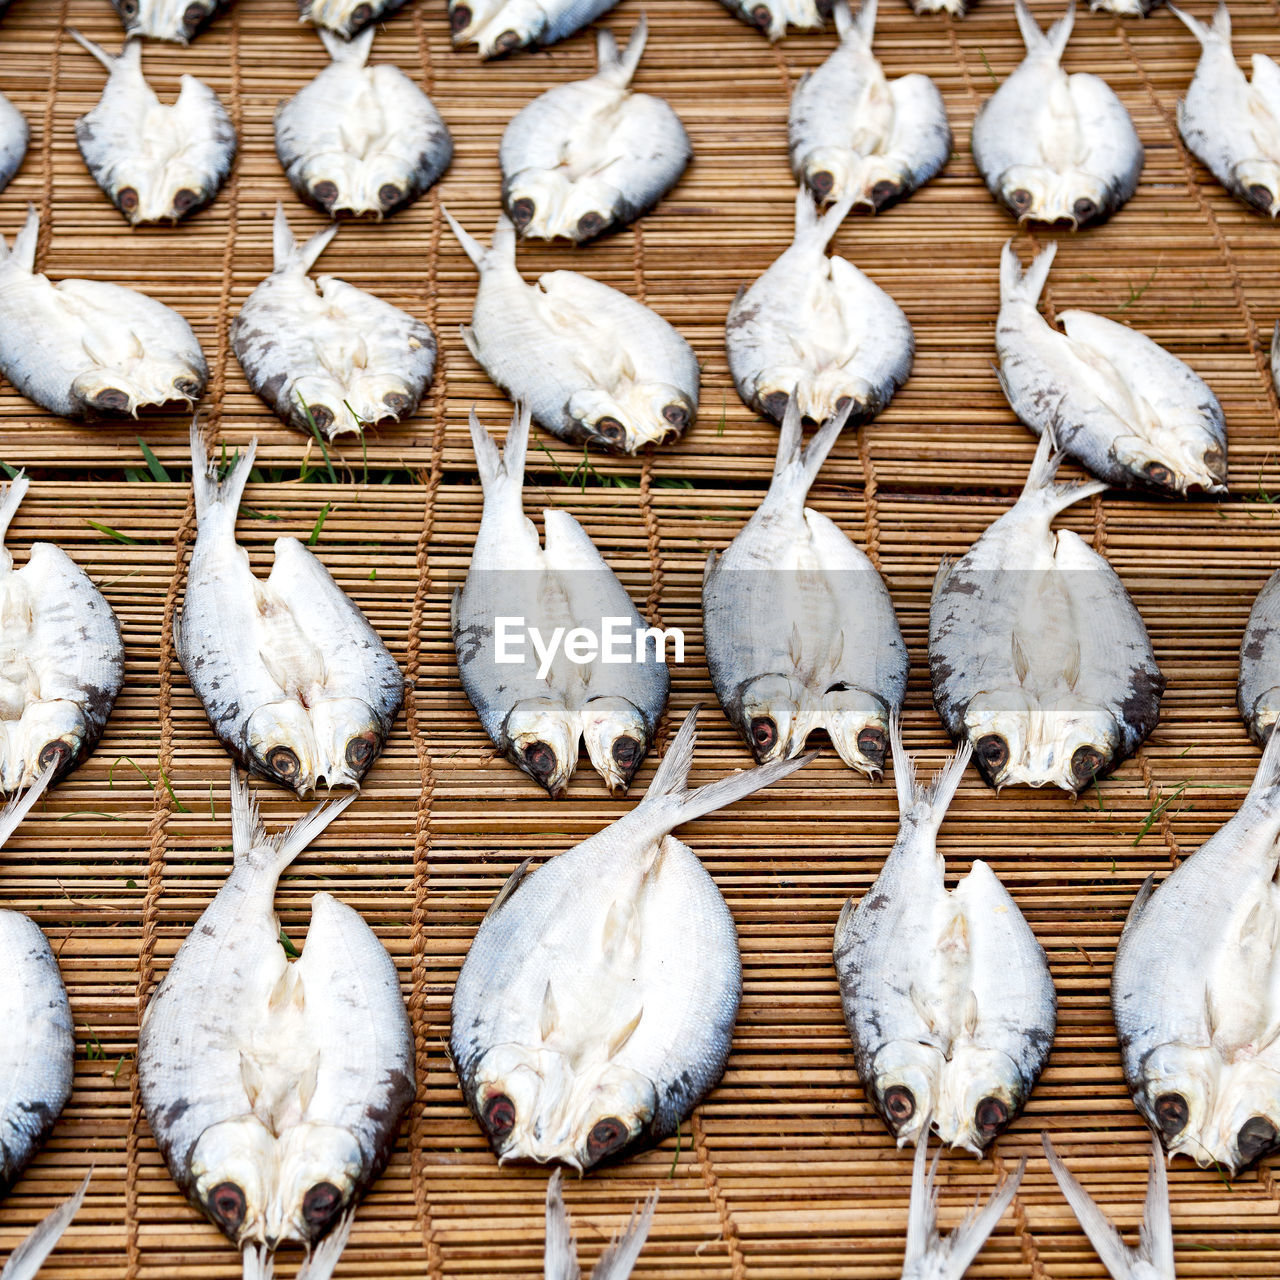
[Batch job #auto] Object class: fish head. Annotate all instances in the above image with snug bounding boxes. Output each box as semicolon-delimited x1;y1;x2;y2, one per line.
504;169;571;239
994;164;1115;229
295;152;416;220
304;0;382;37
1110;429;1228;495
269;1123;364;1246
1233;160;1280;217
566;384;693;453
502;697;579;797
245;701;323;797
1202;1059;1280;1175
69;362;203;418
868;1041;943;1147
933;1045;1024;1155
733;0;792;40
309;697;385;791
822;687;889;777
290;376;363;440
750;369;856;430
112;0;222;42
1132;1041;1218;1163
581;696;651;795
560;177;626;245
188;1117;277;1247
737;673;806;763
3;699;88;790
102;152;219;226
452;0;544;56
800;148;905;212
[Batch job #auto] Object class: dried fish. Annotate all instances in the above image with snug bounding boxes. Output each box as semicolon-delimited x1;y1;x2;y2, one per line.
544;1171;656;1280
718;0;831;40
109;0;231;43
0;85;27;195
450;0;621;58
298;0;407;39
1239;565;1280;745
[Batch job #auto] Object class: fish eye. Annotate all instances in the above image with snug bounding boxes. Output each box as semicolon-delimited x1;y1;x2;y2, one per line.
1072;197;1098;224
1143;460;1175;489
208;1181;246;1232
749;3;772;29
882;1085;915;1124
382;391;411;417
493;29;522;54
345;735;377;773
662;403;689;430
510;197;535;228
450;3;472;34
310;180;339;209
37;740;73;774
93;388;131;414
266;745;301;781
974;734;1009;772
482;1093;515;1139
974;1095;1009;1137
117;187;140;213
749;716;778;755
307;405;334;433
594;417;626;447
183;3;207;31
611;736;641;770
576;211;606;240
1236;1116;1278;1165
1153;1091;1188;1137
119;0;139;17
809;170;834;200
523;741;557;783
856;726;887;767
1248;183;1274;211
378;183;403;210
172;188;200;214
174;376;203;398
1070;745;1105;784
870;180;899;208
585;1116;630;1164
1009;188;1033;213
302;1181;343;1230
1202;445;1225;477
761;391;789;421
350;2;373;24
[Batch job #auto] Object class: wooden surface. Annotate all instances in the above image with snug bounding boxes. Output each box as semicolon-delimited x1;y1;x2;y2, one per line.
0;0;1277;1275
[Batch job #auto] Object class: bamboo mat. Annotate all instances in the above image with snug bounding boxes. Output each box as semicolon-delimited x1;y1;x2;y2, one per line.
0;0;1277;1275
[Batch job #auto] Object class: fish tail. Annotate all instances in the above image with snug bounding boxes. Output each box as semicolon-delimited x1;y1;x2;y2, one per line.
0;469;29;546
1016;0;1073;60
999;239;1057;307
902;1137;941;1270
935;1155;1026;1279
229;766;357;871
0;1170;91;1280
793;185;856;250
1140;1133;1176;1276
190;417;257;528
444;207;516;271
850;0;877;45
1170;1;1228;45
590;1186;658;1280
470;402;529;504
294;1208;355;1280
543;1171;579;1280
272;202;338;274
769;395;851;499
890;711;971;833
319;25;374;65
0;205;40;275
241;1245;274;1280
1019;428;1105;515
67;27;118;71
602;13;647;84
0;757;56;851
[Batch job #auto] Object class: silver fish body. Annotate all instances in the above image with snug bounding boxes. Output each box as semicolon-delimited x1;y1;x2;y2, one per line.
789;0;950;211
1240;566;1280;745
0;476;124;793
138;774;413;1260
450;0;621;58
299;0;407;38
704;398;907;776
834;720;1056;1154
0;207;207;419
0;87;27;195
275;29;452;219
544;1171;655;1280
70;32;236;226
1175;3;1280;216
726;187;914;427
500;17;690;243
232;207;436;440
929;431;1164;792
447;211;699;454
454;405;668;798
450;709;811;1171
718;0;831;40
971;0;1143;227
110;0;231;42
1112;729;1280;1175
177;426;404;797
997;242;1227;495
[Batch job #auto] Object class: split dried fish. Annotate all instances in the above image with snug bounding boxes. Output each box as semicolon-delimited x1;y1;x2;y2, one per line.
232;207;436;440
450;0;621;58
453;404;668;798
298;0;406;39
718;0;831;40
177;425;404;797
789;0;950;211
500;16;690;243
447;210;699;454
0;474;124;793
0;85;27;195
726;187;914;427
1042;1133;1175;1280
905;0;972;13
451;708;812;1170
544;1171;656;1280
971;0;1143;227
930;431;1164;792
138;771;412;1269
835;718;1056;1154
110;0;231;42
0;207;207;419
275;28;452;219
70;31;236;226
1239;566;1280;745
1112;727;1280;1175
997;241;1227;495
704;397;907;776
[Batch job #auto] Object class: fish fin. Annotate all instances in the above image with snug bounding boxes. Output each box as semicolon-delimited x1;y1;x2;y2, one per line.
768;395;852;504
1139;1132;1175;1277
889;709;972;833
835;894;855;938
588;1187;658;1280
484;857;532;921
242;1244;274;1280
703;548;718;586
930;556;956;603
491;212;518;263
934;1156;1026;1279
539;979;558;1042
596;25;620;67
67;27;119;71
0;469;29;547
902;1135;941;1268
1122;874;1156;933
601;895;641;965
961;987;979;1036
604;1003;644;1059
0;1170;90;1280
833;0;855;39
1273;320;1280;375
1243;709;1280;802
544;1170;582;1280
1015;0;1072;60
793;184;857;250
443;206;487;268
1042;1133;1141;1279
788;621;804;668
0;760;56;849
0;206;40;275
319;25;374;65
1017;429;1106;517
850;0;876;45
1010;630;1031;684
273;203;337;274
606;13;647;85
999;239;1057;308
229;766;356;871
1170;1;1228;45
296;1209;355;1280
641;707;814;826
190;417;258;526
459;324;481;363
